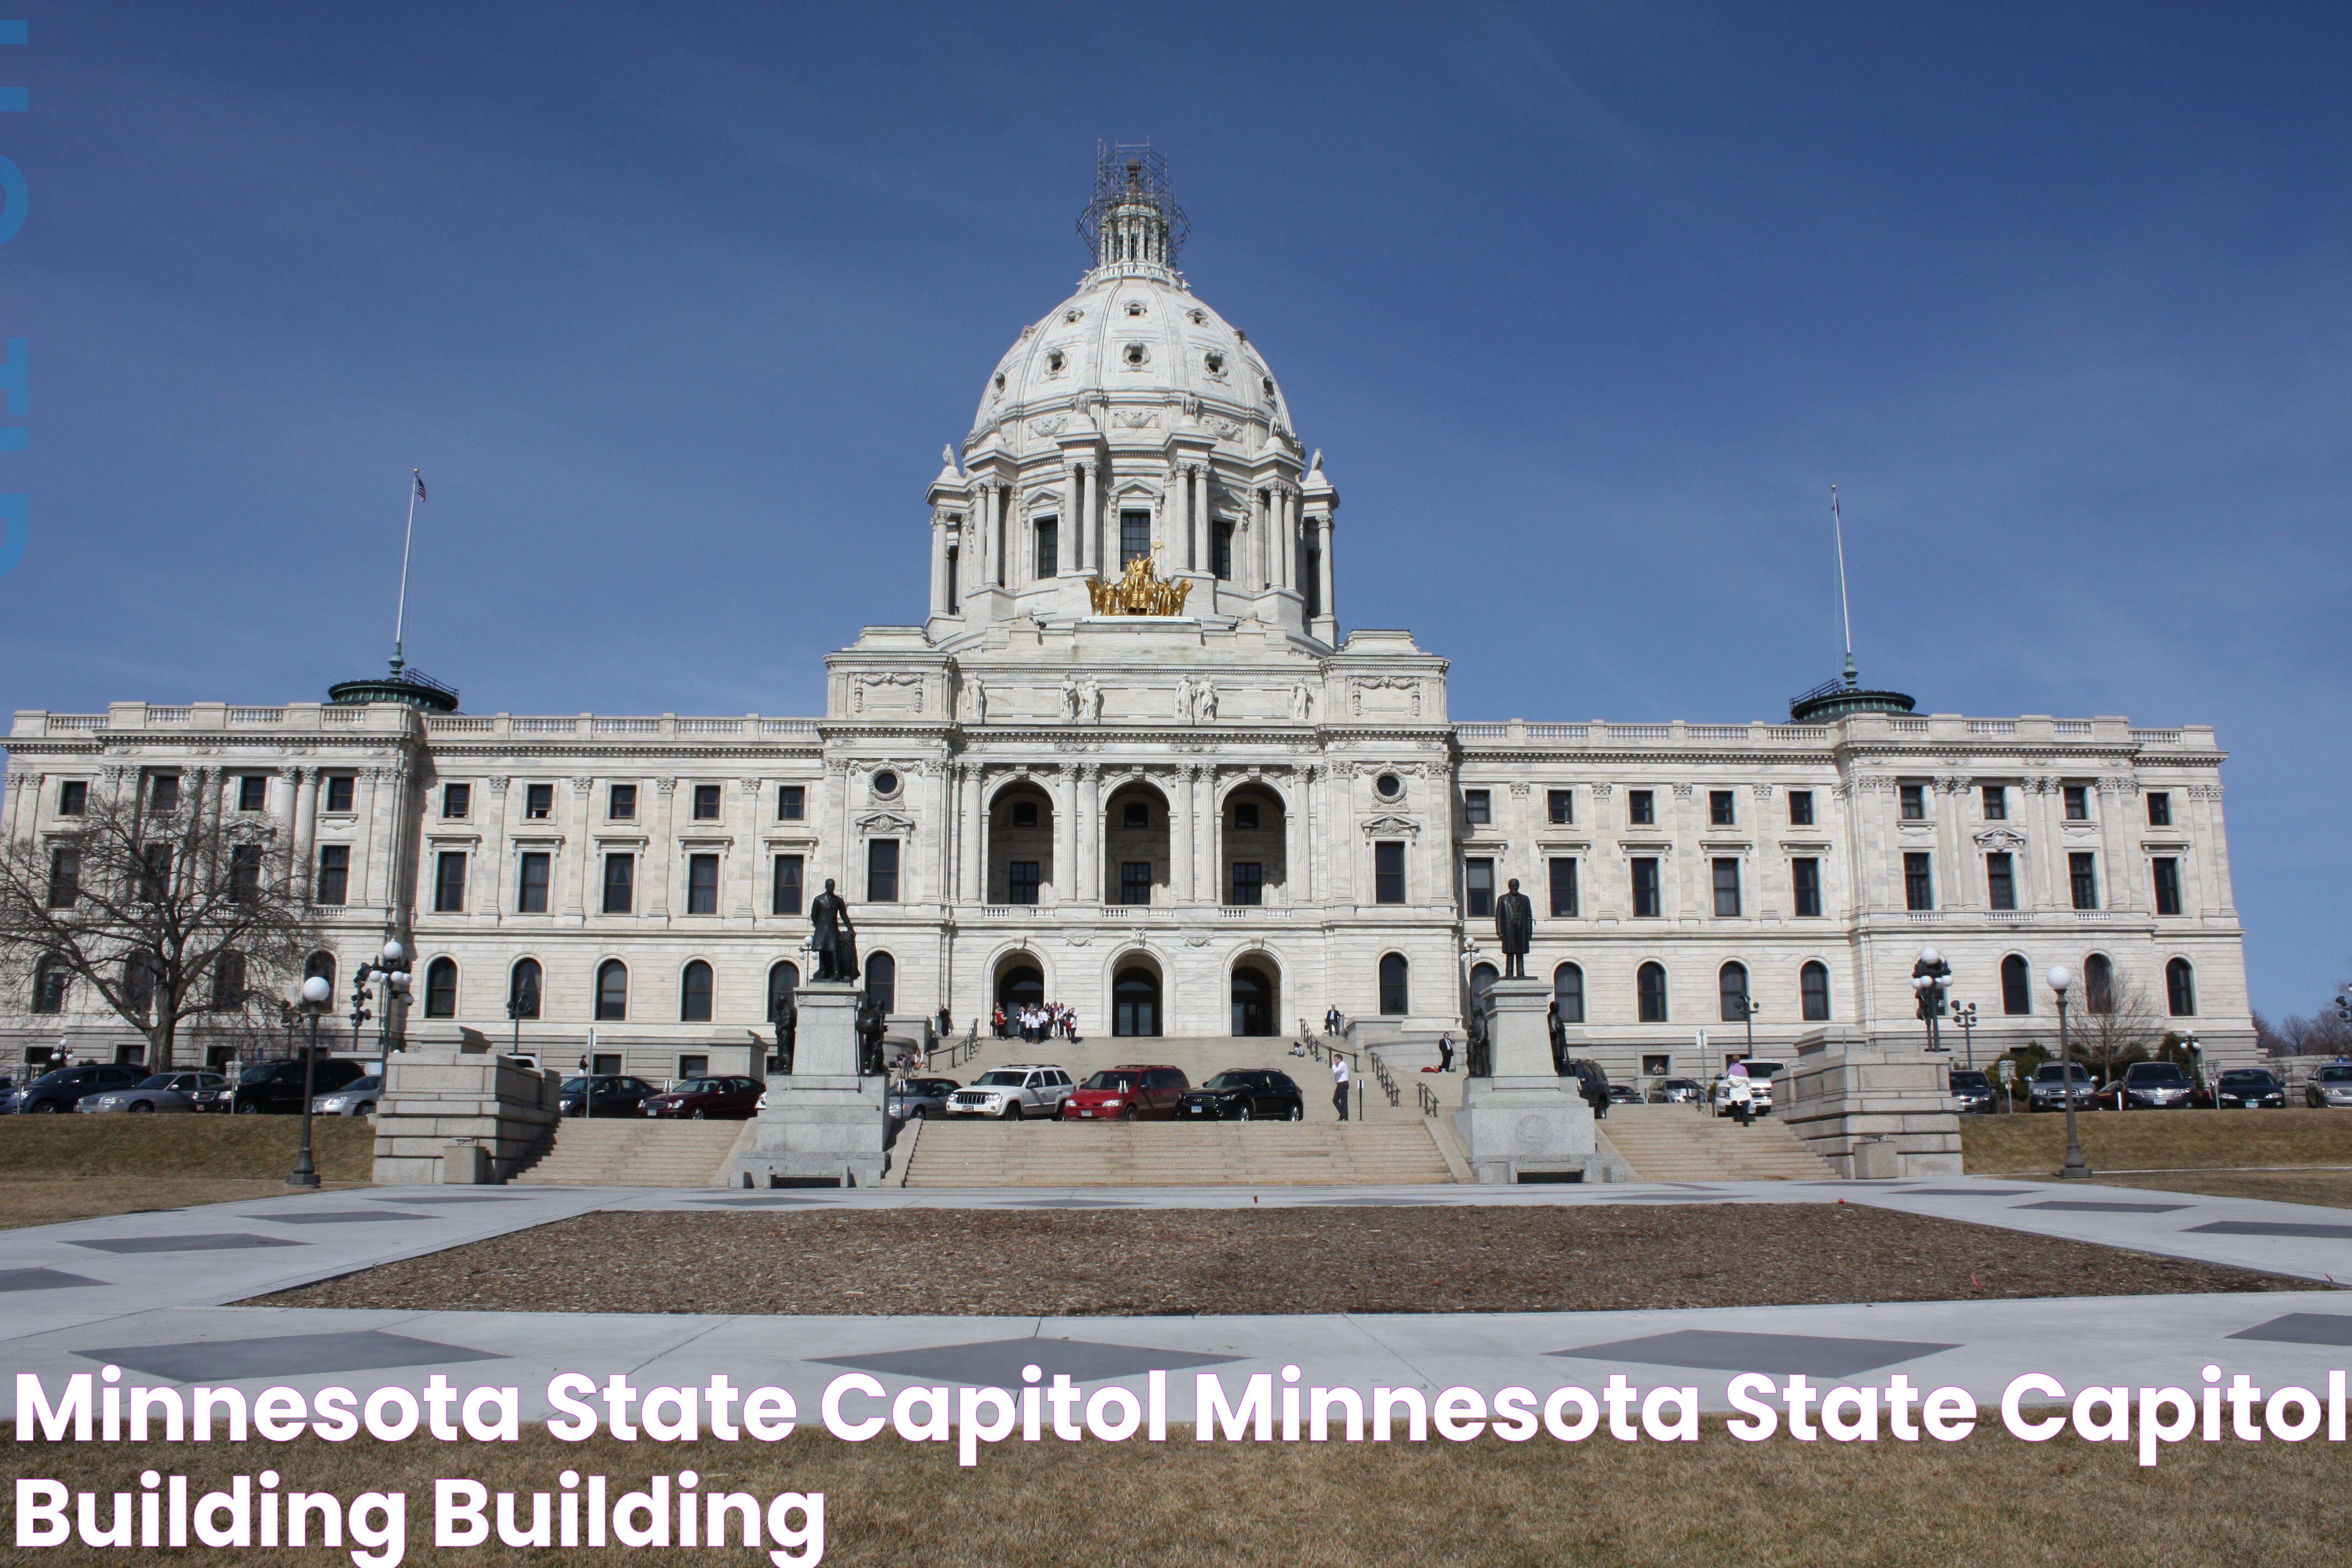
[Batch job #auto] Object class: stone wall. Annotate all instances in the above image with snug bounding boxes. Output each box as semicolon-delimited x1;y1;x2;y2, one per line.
373;1041;562;1184
1774;1025;1963;1178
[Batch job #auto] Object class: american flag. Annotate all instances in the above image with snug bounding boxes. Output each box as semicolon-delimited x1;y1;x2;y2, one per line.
413;471;427;502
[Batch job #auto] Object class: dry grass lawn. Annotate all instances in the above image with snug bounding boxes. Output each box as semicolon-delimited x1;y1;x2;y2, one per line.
8;1423;2348;1567
1962;1107;2352;1175
0;1115;374;1229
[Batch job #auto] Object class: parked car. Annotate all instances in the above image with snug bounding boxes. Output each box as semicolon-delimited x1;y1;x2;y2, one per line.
77;1071;226;1114
1605;1084;1643;1107
2027;1061;2097;1112
2199;1068;2284;1109
1710;1065;1779;1117
7;1064;144;1114
1063;1064;1191;1121
197;1057;370;1115
557;1075;661;1117
313;1075;382;1117
888;1076;961;1121
1175;1069;1305;1121
639;1076;763;1120
1948;1069;1996;1114
1653;1077;1704;1104
946;1065;1075;1119
2305;1064;2352;1109
2099;1060;2197;1110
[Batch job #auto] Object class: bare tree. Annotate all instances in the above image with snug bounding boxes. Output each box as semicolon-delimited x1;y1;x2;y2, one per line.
0;772;326;1070
2070;980;2166;1078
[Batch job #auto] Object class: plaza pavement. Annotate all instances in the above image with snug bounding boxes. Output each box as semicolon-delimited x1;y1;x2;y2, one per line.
3;1176;2347;1419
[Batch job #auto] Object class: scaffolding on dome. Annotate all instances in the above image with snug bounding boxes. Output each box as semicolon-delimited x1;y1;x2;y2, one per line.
1079;139;1189;268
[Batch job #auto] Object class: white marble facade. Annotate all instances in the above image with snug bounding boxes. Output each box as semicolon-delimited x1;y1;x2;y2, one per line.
0;162;2254;1086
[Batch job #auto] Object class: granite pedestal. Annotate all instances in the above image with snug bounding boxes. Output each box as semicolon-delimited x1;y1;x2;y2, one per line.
733;981;891;1188
1451;978;1605;1184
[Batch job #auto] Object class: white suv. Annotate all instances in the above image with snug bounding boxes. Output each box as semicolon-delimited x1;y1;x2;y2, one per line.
946;1065;1075;1120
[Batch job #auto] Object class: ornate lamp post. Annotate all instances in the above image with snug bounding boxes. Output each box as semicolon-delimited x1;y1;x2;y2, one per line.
1735;993;1760;1061
506;968;538;1058
2050;965;2092;1180
1910;948;1953;1053
1951;1001;1979;1069
287;974;334;1190
350;939;412;1069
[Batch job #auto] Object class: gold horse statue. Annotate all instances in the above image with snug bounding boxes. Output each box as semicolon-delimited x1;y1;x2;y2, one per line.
1087;554;1191;617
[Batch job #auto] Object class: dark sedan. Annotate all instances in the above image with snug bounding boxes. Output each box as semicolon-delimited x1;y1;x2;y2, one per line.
6;1064;142;1114
1948;1069;1996;1114
2098;1060;2196;1110
1177;1070;1305;1121
558;1075;661;1117
639;1076;763;1120
2203;1068;2285;1109
191;1057;370;1114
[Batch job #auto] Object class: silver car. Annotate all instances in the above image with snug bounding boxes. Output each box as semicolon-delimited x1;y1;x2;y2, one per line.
2307;1064;2352;1109
889;1076;961;1121
313;1074;383;1117
75;1071;225;1114
946;1065;1075;1119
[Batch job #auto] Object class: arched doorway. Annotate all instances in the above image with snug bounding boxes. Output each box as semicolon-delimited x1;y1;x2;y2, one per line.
995;955;1044;1014
1113;965;1161;1037
1231;961;1278;1036
1102;780;1172;907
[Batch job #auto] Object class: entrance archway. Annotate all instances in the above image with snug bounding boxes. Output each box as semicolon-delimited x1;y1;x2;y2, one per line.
1113;964;1162;1037
995;955;1044;1014
1231;961;1279;1036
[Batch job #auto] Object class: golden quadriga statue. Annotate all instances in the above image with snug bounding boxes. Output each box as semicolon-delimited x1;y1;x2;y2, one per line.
1087;556;1191;617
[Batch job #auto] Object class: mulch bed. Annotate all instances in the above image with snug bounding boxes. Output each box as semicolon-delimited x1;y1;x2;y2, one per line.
244;1204;2312;1316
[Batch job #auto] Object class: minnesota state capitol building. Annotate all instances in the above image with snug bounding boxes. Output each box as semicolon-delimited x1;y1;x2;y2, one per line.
2;150;2252;1087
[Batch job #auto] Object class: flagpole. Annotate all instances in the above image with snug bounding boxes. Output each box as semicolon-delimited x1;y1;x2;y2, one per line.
1831;484;1856;690
391;470;420;675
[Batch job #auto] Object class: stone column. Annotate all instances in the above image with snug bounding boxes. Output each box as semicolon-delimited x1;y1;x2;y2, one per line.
1316;515;1336;622
1283;765;1306;906
1081;462;1099;574
959;766;984;905
1077;764;1102;904
1173;765;1196;903
289;767;319;897
1202;769;1223;905
649;777;677;917
2098;776;2135;911
569;778;595;920
1053;764;1076;905
2029;778;2061;909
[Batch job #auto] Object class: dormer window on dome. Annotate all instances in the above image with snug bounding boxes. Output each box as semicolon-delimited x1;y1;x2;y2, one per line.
1124;300;1146;317
1262;377;1276;397
1205;352;1225;375
1045;350;1065;374
1122;342;1148;368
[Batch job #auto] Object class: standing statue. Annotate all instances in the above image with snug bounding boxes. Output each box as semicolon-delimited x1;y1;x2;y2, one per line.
1081;677;1104;723
965;678;987;724
770;993;797;1076
1494;876;1535;979
1196;682;1218;721
1291;684;1314;722
856;993;887;1075
809;878;859;983
1060;674;1082;722
1465;1001;1491;1079
1176;676;1197;724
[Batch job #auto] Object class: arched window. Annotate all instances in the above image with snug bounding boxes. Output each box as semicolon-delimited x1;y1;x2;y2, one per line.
1552;962;1585;1025
304;951;337;991
30;958;68;1015
1637;962;1668;1023
595;959;628;1022
2166;958;2196;1017
767;960;799;1024
1800;961;1831;1022
1470;962;1499;1001
864;951;896;1015
2001;954;2032;1016
680;960;714;1022
423;956;458;1018
1378;953;1409;1016
1718;962;1750;1023
508;958;542;1020
2084;953;2115;1015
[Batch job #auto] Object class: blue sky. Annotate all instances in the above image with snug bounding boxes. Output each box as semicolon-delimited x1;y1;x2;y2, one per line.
0;4;2344;1015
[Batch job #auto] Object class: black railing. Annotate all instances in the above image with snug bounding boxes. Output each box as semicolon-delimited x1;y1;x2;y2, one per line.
1368;1050;1399;1107
1417;1081;1439;1117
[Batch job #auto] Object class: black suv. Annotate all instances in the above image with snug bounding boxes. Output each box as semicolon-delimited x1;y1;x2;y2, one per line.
193;1057;371;1114
6;1063;143;1113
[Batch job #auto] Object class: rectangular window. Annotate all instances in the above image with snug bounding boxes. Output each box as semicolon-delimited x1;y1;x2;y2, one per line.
46;847;79;909
1212;520;1234;580
237;775;268;813
678;1054;709;1082
1120;509;1151;567
867;839;900;903
1899;783;1926;821
1374;841;1406;905
518;852;551;913
608;783;636;820
2146;792;2171;827
1008;859;1040;905
324;774;355;813
771;853;803;915
58;779;88;816
1712;857;1741;917
2064;785;2089;821
1035;516;1059;579
944;543;959;613
1463;857;1494;917
687;853;721;914
1709;790;1735;826
778;785;805;821
2070;852;2099;911
1463;789;1491;826
1792;857;1822;917
146;772;180;814
1981;784;2007;821
139;844;171;901
524;783;553;820
1904;852;1933;911
1547;788;1572;825
1627;789;1654;826
1631;857;1662;918
1303;545;1322;617
2153;857;2182;916
1231;862;1264;906
1548;856;1578;917
434;851;466;913
1986;852;2016;911
592;1052;622;1077
693;783;722;821
603;853;635;914
1120;860;1152;906
1788;790;1814;826
442;782;471;819
230;845;262;903
316;845;349;905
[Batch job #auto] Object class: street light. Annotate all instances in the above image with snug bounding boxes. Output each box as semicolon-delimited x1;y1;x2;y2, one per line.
1735;992;1761;1061
287;974;333;1190
350;938;412;1071
1951;1001;1979;1069
1911;947;1953;1053
2050;965;2092;1180
506;968;539;1058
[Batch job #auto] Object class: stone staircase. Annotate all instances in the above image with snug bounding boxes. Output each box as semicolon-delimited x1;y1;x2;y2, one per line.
510;1118;748;1187
1596;1104;1838;1182
902;1119;1455;1187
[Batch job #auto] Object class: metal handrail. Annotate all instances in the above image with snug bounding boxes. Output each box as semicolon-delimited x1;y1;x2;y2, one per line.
1417;1081;1439;1117
1368;1050;1399;1107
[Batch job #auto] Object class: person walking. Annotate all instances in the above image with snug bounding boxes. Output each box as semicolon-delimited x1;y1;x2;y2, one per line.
1727;1067;1754;1128
1436;1032;1455;1073
1331;1051;1351;1122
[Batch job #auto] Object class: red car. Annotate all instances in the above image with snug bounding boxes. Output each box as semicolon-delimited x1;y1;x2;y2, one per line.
1061;1064;1190;1121
639;1075;764;1120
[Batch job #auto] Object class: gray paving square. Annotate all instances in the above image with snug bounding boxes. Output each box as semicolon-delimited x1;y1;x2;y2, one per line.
1898;1188;2039;1197
0;1267;105;1292
69;1233;306;1254
240;1210;435;1225
1553;1329;1957;1377
693;1196;823;1207
814;1336;1239;1386
78;1330;508;1382
1004;1199;1140;1208
2228;1313;2352;1346
365;1195;533;1205
1306;1197;1445;1206
2188;1219;2352;1239
2012;1200;2191;1213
